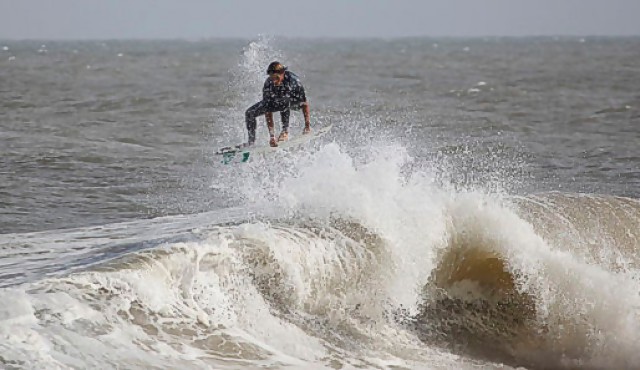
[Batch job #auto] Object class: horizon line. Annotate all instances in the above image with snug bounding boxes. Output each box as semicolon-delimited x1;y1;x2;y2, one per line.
2;34;640;42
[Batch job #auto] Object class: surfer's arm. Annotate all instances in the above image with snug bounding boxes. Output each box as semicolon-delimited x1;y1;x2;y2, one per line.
262;78;271;101
302;102;311;134
291;78;310;133
265;112;276;138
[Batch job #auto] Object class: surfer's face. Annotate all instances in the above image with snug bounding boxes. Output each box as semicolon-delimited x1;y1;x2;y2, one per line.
269;71;284;85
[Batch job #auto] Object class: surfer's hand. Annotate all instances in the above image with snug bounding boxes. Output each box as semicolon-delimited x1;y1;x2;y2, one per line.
303;125;311;135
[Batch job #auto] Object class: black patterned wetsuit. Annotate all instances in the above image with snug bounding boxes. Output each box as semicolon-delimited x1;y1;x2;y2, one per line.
245;71;307;143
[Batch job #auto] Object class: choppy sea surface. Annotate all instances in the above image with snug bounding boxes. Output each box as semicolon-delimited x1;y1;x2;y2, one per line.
1;36;639;369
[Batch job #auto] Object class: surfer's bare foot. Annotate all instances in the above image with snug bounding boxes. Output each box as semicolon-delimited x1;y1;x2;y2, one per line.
303;126;311;135
269;137;278;147
278;131;288;142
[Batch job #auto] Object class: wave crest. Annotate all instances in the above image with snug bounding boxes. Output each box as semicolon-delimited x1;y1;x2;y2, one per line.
417;193;640;368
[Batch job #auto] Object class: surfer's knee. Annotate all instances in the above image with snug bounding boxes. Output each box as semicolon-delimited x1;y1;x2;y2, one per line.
246;102;263;119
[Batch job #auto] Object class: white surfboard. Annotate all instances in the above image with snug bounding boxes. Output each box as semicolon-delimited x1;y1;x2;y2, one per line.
215;124;332;164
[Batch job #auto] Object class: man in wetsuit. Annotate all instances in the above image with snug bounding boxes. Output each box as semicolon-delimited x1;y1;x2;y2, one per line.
245;61;311;147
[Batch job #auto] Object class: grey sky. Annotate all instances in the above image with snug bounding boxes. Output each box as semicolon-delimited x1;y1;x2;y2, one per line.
1;0;639;40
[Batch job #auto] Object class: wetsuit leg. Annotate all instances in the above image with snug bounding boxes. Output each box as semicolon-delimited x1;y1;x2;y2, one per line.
279;107;291;133
245;101;270;143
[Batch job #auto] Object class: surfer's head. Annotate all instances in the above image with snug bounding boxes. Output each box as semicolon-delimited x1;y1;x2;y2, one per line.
266;61;286;75
267;61;286;84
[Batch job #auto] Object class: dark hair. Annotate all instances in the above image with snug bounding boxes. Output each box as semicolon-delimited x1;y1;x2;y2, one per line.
266;61;287;74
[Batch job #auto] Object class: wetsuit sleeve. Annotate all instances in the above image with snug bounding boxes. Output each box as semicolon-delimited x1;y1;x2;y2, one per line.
262;78;271;101
291;78;307;103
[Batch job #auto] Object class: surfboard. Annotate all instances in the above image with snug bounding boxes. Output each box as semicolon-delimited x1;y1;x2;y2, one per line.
215;124;332;164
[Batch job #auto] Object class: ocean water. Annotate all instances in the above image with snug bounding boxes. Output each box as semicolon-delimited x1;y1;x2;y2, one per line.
1;36;639;369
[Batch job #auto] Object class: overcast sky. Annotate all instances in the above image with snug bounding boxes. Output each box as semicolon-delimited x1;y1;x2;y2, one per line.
1;0;639;40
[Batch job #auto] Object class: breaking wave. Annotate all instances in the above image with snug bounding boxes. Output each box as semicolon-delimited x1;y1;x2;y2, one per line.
1;141;639;369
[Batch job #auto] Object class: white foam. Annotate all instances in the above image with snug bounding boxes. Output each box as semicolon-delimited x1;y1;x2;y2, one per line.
0;234;331;369
230;137;640;366
241;143;450;312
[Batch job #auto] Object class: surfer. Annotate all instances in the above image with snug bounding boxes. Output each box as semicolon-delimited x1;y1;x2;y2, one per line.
245;61;311;147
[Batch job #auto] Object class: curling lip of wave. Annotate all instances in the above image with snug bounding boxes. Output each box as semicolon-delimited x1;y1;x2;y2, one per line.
419;192;640;369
